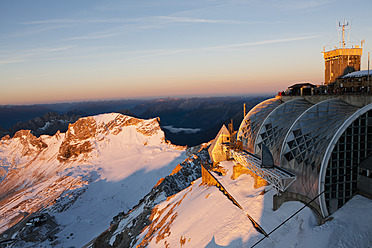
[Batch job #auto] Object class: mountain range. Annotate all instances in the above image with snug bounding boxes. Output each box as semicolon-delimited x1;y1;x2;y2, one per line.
0;96;270;146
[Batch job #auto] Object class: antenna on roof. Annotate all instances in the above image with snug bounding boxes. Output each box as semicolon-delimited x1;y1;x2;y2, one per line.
338;19;350;48
368;52;370;83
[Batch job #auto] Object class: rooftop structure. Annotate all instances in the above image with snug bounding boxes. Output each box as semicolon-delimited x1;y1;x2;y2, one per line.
322;20;364;84
229;148;296;192
208;124;230;164
332;69;372;93
236;97;372;218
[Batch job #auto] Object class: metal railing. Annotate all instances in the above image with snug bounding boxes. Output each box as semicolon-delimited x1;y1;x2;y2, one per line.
222;144;296;192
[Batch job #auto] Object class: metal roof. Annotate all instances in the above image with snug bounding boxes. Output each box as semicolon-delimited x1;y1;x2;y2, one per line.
237;97;372;217
341;70;371;78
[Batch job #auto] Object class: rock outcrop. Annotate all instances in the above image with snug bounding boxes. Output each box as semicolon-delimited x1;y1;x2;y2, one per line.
58;117;96;162
13;130;48;156
57;115;162;162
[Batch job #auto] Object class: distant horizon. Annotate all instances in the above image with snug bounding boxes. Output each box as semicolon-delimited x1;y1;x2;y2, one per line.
0;92;275;106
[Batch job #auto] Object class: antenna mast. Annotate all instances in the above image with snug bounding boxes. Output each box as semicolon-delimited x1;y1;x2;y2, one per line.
338;19;349;48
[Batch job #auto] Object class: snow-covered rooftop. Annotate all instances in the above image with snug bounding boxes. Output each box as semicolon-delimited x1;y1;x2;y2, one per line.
342;70;371;78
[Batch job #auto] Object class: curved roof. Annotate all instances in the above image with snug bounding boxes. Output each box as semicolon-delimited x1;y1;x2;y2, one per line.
318;103;372;217
254;98;313;165
279;99;358;201
236;96;372;217
237;98;283;153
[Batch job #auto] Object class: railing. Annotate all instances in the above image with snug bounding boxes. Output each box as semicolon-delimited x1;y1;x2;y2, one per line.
222;144;296;192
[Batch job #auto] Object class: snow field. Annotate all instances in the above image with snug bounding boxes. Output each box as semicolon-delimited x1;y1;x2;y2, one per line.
136;161;372;248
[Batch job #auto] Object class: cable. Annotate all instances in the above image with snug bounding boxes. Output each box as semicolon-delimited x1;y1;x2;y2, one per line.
250;179;340;248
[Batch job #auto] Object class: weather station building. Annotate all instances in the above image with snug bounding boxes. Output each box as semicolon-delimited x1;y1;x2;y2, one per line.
323;20;364;84
206;20;372;223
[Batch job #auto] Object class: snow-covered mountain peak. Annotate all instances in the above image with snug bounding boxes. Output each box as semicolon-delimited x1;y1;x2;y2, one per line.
58;113;164;163
0;113;187;246
9;129;48;157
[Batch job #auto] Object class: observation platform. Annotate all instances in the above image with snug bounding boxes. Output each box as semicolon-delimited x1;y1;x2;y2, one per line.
222;144;296;192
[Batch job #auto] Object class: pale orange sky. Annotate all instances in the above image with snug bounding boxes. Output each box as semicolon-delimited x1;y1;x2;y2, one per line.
1;0;371;105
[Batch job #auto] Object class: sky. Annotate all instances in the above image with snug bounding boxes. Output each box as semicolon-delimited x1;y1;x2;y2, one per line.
1;0;372;105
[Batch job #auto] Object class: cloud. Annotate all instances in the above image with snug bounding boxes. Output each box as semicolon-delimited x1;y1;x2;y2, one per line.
162;125;201;134
20;15;238;43
0;35;320;67
22;16;237;25
125;35;321;60
67;32;121;41
203;35;320;50
22;18;132;25
133;49;189;59
0;59;26;65
19;15;237;42
277;0;331;10
4;24;71;39
0;46;74;66
45;46;74;52
157;16;239;24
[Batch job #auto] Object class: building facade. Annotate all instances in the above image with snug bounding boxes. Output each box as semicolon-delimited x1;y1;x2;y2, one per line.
323;47;363;84
237;96;372;217
322;20;364;84
332;70;372;93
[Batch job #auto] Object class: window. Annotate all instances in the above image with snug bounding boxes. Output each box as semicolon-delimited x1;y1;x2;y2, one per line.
325;111;372;214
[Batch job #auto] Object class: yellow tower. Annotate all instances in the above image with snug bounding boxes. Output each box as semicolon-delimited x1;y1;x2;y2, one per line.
322;20;364;84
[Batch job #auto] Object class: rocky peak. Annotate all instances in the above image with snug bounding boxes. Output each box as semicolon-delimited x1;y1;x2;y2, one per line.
13;130;48;156
58;117;96;162
65;117;97;141
57;114;163;162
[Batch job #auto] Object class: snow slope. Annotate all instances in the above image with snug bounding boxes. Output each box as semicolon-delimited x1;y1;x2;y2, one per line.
107;161;372;248
0;113;187;247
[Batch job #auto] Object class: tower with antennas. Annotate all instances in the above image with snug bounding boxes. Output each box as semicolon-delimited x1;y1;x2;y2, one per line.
322;19;364;84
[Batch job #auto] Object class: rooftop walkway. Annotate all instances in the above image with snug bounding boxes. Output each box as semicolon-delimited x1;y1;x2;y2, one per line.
222;145;296;192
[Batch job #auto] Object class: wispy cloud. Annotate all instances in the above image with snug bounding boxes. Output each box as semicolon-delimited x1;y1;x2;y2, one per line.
19;15;238;41
133;49;189;59
45;46;74;52
22;16;237;25
4;24;71;39
22;18;132;25
0;35;320;66
278;0;331;10
67;32;121;41
0;59;26;65
157;16;239;24
203;35;320;50
0;46;74;66
122;35;321;60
